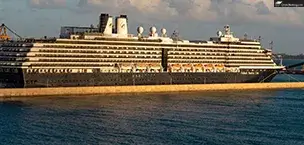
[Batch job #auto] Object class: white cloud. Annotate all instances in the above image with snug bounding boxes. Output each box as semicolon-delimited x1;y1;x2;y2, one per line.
77;0;178;19
29;0;65;8
30;0;304;26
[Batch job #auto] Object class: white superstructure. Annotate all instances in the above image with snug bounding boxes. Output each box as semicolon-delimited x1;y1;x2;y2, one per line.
0;13;284;74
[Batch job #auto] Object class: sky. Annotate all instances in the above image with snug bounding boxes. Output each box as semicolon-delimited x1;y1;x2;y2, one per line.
0;0;303;54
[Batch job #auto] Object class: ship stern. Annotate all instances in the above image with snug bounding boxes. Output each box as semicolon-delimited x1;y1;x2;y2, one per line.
0;68;25;88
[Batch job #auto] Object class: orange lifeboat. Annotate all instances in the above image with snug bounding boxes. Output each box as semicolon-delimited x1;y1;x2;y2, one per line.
182;64;192;68
149;63;160;68
171;64;181;68
193;64;203;68
137;63;147;67
215;64;225;68
204;64;214;68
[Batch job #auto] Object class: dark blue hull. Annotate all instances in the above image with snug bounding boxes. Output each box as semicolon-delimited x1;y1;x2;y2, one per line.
0;68;278;88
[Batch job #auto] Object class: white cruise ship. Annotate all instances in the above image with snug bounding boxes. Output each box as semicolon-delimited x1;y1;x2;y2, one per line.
0;13;284;88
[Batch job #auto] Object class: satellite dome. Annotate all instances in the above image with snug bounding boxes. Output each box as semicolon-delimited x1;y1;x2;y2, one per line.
150;27;157;34
217;31;222;37
161;28;167;35
137;26;144;34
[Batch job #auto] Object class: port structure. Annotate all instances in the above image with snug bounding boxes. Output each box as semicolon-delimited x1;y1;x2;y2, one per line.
283;63;304;75
0;23;22;40
278;60;304;75
0;24;10;40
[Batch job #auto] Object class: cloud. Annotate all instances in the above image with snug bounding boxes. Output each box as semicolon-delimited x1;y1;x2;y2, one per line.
76;0;178;20
30;0;304;26
29;0;66;9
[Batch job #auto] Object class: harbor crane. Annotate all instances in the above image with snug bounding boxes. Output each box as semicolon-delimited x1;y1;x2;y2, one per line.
0;23;23;40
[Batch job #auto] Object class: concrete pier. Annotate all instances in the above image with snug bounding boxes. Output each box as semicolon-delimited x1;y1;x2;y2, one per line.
0;82;303;98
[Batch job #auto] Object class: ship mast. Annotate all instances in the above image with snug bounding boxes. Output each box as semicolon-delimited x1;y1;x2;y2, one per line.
244;33;248;40
171;30;181;42
258;36;262;42
269;41;274;51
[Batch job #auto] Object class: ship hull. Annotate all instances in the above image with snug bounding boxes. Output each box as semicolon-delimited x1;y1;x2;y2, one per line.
0;69;278;88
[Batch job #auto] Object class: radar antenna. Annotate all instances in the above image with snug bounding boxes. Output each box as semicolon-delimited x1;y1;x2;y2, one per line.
90;24;95;32
224;25;231;35
244;33;248;40
269;41;274;51
258;36;262;42
171;30;181;41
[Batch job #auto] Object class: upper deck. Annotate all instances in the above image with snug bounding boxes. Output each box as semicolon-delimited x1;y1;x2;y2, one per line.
1;12;264;49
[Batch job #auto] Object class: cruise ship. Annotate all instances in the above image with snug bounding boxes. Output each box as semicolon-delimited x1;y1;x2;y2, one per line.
0;13;284;88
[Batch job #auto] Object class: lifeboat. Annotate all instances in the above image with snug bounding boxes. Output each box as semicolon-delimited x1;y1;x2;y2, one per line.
136;63;147;68
193;64;203;68
215;64;225;68
204;64;214;72
149;63;160;68
192;64;203;72
182;64;192;68
214;64;225;72
171;64;181;68
204;64;214;68
121;63;133;69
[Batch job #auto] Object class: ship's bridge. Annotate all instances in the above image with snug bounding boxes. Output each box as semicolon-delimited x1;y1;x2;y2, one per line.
211;25;261;45
60;26;98;39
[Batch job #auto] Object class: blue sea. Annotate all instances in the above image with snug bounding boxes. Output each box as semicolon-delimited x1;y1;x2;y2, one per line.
0;60;303;145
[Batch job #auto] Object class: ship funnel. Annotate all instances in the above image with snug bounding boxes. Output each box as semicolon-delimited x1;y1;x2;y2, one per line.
116;15;128;36
99;13;113;35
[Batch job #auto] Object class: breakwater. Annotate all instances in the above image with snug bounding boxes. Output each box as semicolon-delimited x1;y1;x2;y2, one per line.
0;82;303;98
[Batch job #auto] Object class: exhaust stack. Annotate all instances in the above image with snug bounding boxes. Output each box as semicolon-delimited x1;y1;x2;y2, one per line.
99;13;113;35
116;15;128;36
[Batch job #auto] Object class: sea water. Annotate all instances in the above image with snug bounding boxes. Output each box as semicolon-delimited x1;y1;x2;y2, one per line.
0;89;304;145
0;59;303;145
